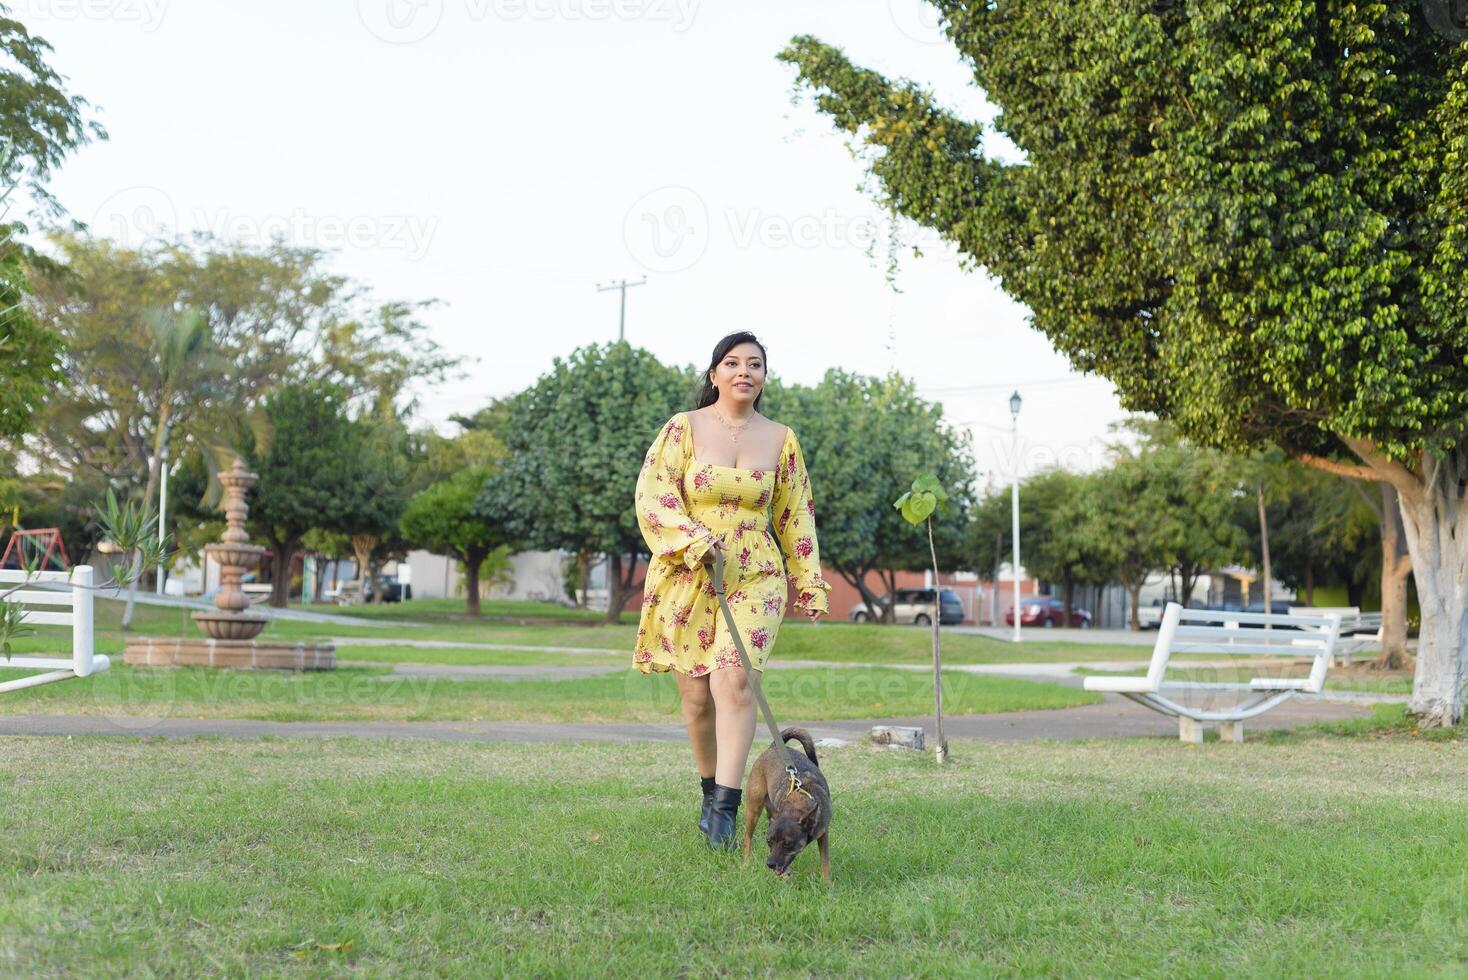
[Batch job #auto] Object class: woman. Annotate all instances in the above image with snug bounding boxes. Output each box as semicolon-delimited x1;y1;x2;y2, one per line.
632;331;832;850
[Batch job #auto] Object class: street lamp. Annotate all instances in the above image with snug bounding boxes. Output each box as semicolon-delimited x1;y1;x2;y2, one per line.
1010;390;1022;642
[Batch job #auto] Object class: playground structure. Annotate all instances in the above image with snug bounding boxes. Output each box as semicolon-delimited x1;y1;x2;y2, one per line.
0;528;70;571
0;565;110;694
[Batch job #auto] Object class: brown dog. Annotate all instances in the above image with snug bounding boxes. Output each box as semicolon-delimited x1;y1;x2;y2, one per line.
741;727;831;881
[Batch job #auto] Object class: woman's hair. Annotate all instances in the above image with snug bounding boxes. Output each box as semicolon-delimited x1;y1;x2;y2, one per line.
694;332;768;411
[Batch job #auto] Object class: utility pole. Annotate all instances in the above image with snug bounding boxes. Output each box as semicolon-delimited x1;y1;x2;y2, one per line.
595;276;646;341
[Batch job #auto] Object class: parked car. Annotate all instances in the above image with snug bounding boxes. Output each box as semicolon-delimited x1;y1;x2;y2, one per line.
1005;595;1093;628
1137;597;1217;629
849;588;965;626
376;575;412;603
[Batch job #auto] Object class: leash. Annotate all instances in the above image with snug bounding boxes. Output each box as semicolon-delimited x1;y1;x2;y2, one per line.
704;546;811;800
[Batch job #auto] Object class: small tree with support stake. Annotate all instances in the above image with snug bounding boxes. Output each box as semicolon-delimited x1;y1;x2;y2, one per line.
895;472;952;764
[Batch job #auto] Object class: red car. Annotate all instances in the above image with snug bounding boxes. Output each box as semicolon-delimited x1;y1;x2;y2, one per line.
1005;596;1093;628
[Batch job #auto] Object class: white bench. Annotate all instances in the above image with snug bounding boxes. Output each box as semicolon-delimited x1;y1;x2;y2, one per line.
1082;601;1342;743
0;565;109;694
1295;606;1383;664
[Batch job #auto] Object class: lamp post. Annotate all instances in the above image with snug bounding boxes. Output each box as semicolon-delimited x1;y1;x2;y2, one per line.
1009;390;1022;642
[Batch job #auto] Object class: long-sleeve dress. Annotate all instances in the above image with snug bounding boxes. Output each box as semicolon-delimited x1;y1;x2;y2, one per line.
632;411;832;677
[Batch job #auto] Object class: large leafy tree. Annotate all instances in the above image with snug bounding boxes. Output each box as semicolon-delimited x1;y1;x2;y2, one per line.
781;5;1468;724
0;5;102;437
0;3;106;226
248;380;360;608
476;341;691;622
787;370;976;623
400;466;513;616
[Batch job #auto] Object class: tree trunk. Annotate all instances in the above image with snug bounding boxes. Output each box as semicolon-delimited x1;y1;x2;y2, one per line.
835;565;884;622
605;552;639;624
1257;483;1272;630
1127;581;1141;631
463;547;484;617
883;568;899;624
1395;465;1468;726
268;538;297;608
1346;577;1365;608
1374;482;1412;670
1304;559;1315;606
1061;574;1074;624
350;533;377;604
312;558;328;604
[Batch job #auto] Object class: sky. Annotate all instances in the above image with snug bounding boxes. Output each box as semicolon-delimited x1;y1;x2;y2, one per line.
18;0;1134;489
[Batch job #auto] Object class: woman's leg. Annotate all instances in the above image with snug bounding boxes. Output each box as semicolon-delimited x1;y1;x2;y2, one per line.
708;663;756;788
675;670;716;777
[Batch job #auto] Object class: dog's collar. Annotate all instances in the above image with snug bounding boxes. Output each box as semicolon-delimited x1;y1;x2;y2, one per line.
785;768;814;802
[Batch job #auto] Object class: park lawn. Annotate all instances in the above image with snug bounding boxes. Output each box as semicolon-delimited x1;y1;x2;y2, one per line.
332;644;625;667
1074;664;1415;695
0;664;1097;723
7;598;1171;664
1;731;1463;975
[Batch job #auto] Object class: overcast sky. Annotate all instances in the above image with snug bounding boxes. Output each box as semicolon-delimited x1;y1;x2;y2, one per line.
21;0;1133;488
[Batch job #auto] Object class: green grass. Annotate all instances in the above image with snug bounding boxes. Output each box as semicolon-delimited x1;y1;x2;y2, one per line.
1;733;1464;974
0;664;1097;723
331;644;625;667
9;598;1175;664
1074;664;1415;695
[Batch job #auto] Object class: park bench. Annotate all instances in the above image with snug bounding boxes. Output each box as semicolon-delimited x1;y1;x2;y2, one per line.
1295;606;1384;664
0;565;110;694
1082;601;1343;743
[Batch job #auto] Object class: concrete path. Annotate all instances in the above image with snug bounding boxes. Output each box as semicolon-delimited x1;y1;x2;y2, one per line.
0;696;1373;743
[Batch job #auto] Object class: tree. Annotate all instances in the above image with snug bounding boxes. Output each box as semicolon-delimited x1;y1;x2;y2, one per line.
475;342;692;623
1083;453;1173;631
23;232;350;506
335;416;411;605
248;380;359;608
788;370;976;624
400;467;510;616
0;244;60;439
1010;468;1106;624
780;9;1468;724
0;4;107;227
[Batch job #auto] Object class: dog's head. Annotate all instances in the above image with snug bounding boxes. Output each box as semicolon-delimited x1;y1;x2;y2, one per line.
765;796;820;878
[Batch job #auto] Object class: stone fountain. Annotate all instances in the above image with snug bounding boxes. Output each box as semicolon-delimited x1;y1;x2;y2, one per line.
124;458;335;670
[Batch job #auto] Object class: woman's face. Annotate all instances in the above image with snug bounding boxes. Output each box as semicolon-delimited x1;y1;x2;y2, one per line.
709;342;766;406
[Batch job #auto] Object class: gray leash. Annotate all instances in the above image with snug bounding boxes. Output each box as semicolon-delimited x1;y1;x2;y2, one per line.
704;547;803;783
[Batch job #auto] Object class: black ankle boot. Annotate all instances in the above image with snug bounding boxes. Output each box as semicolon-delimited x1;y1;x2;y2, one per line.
698;775;716;835
705;783;742;851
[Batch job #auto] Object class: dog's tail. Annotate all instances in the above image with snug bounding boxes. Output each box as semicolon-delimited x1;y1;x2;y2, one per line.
780;726;818;767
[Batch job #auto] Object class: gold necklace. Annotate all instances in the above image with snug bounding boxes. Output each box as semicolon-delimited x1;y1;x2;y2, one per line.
711;405;752;443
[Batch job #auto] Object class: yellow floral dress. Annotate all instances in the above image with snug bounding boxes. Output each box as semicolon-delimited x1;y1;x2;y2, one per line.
633;411;832;677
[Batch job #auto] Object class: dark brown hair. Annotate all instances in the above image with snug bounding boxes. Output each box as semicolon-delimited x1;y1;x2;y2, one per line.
694;332;767;411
